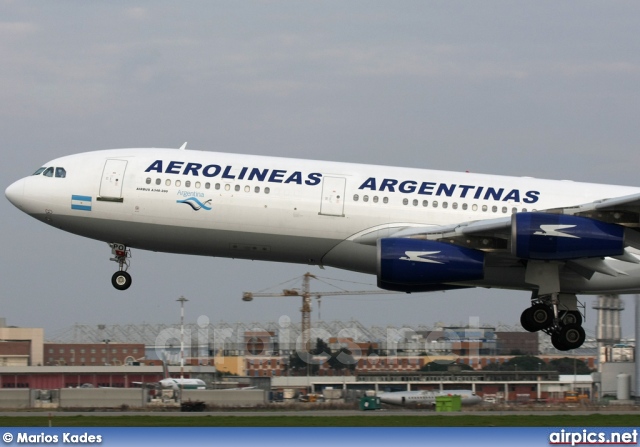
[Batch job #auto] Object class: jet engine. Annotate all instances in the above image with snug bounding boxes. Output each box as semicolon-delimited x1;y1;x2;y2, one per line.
512;213;625;260
377;238;485;292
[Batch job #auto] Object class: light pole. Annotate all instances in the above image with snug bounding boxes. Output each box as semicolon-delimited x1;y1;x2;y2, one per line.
177;296;188;402
176;296;189;379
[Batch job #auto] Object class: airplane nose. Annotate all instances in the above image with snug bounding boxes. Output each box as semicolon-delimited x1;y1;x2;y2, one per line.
5;178;25;209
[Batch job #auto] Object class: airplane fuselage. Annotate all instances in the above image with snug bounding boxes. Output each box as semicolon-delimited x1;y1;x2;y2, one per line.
160;378;206;390
7;148;640;295
378;389;482;406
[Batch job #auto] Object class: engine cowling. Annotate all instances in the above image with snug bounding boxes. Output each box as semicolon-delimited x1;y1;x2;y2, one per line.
512;212;625;260
378;238;485;292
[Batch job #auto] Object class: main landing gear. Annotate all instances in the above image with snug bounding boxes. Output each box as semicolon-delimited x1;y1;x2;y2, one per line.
520;294;586;351
109;243;132;291
521;261;586;351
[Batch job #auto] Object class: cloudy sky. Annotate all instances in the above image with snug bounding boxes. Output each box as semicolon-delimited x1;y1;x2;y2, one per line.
2;1;640;340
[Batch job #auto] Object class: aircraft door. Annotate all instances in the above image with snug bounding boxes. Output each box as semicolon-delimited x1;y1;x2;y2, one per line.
319;176;346;217
99;159;128;201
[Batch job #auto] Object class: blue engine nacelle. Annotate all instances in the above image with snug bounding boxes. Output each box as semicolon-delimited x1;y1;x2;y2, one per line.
512;212;625;260
378;238;485;292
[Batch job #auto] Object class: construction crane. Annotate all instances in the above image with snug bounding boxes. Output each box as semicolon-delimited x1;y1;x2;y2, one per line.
242;272;396;352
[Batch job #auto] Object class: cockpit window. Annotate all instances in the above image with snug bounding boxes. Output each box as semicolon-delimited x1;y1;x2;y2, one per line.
34;167;66;178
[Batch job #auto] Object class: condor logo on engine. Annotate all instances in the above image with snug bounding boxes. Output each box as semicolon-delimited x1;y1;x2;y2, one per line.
534;224;579;238
512;212;625;260
378;238;485;292
400;251;444;264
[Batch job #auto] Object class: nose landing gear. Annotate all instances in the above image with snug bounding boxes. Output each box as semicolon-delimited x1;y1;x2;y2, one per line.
109;243;132;291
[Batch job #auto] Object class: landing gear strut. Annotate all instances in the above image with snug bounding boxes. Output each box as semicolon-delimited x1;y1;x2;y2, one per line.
109;243;132;291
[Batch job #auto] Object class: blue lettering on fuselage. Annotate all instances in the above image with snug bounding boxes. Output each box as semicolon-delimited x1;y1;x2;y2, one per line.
144;160;323;186
358;177;540;203
144;161;541;203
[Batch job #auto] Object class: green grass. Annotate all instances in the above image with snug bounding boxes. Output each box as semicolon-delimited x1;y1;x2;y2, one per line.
0;414;638;427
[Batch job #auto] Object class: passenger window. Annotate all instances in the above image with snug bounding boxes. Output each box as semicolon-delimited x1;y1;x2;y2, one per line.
452;203;458;209
265;187;270;194
196;182;202;189
235;185;240;192
55;167;66;178
442;202;448;209
176;180;181;187
33;167;46;176
462;203;468;210
373;196;379;203
353;194;359;201
156;178;161;185
165;179;171;186
244;185;250;192
215;183;220;190
146;178;151;185
254;186;260;193
205;183;211;189
433;201;438;208
225;184;230;191
185;181;191;188
43;167;54;177
413;199;418;206
363;195;369;202
423;200;428;207
402;198;408;205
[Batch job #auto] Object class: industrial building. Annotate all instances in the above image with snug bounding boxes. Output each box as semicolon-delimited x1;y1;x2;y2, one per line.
0;364;218;390
0;293;637;407
0;317;602;385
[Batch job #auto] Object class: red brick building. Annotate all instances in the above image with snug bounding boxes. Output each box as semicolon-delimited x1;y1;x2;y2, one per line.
43;343;145;366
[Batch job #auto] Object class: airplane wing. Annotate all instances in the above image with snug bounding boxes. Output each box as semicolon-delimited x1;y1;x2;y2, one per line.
555;191;640;214
377;192;640;281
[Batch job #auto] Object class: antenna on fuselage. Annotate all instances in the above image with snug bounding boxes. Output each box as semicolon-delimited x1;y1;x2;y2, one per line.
179;142;188;150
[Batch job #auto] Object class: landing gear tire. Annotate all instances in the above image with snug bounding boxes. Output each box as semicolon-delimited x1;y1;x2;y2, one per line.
111;271;132;291
551;323;585;351
520;303;553;332
520;309;538;332
561;310;582;326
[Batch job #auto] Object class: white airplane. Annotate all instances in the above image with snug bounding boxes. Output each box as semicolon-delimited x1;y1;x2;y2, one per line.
6;145;640;352
378;389;482;406
134;360;207;391
158;376;206;391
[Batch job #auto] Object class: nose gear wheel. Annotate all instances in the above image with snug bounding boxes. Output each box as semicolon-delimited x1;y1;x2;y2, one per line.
109;243;132;291
112;271;132;291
